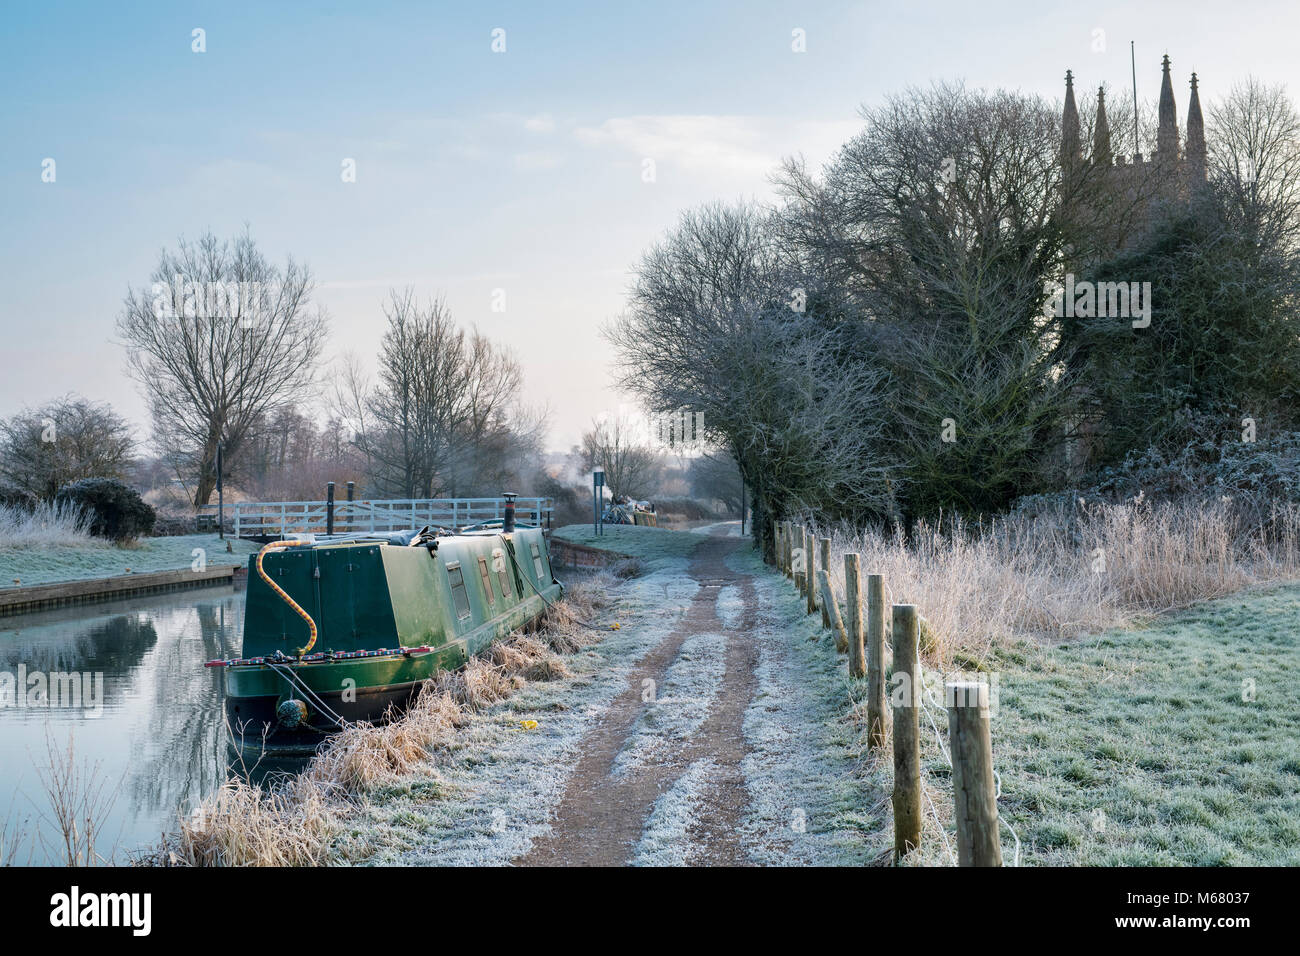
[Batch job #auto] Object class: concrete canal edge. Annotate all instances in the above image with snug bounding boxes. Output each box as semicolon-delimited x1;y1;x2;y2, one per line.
0;565;240;617
548;535;635;571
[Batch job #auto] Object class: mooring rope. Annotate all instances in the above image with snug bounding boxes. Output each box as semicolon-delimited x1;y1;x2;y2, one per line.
265;659;347;729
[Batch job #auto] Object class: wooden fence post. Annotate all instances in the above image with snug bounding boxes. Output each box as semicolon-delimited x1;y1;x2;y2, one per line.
866;573;888;750
793;524;804;592
946;681;1003;867
819;538;832;627
892;604;922;862
788;523;796;581
775;522;785;573
844;554;865;677
817;569;848;652
805;528;817;615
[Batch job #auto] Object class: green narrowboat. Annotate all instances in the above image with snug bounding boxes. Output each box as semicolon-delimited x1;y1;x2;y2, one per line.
208;519;562;754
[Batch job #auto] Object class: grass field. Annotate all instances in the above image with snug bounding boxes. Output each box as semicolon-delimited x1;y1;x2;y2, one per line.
0;533;257;588
984;585;1300;865
812;577;1300;866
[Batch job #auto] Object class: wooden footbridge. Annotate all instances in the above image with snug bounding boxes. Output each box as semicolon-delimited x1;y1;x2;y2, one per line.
199;496;554;541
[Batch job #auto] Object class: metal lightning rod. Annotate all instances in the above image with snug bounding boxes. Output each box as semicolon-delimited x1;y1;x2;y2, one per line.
1131;41;1140;159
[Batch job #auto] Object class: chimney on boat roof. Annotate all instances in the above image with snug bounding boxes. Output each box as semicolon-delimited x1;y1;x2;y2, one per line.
502;492;518;533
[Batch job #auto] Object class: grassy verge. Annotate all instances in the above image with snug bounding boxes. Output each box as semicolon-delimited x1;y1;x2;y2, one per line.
0;533;257;588
797;566;1300;865
981;585;1300;865
552;523;704;565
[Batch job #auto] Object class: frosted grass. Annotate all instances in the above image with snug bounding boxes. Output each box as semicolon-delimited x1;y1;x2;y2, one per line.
628;758;718;866
611;631;727;776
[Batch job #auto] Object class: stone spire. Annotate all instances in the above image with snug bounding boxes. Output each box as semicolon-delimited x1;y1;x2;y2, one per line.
1092;87;1112;164
1186;72;1206;168
1062;70;1082;168
1157;54;1180;161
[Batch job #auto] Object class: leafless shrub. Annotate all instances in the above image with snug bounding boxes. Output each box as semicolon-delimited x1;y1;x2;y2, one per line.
33;730;120;866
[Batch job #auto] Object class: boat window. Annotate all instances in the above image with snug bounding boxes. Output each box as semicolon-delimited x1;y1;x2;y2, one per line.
447;564;472;619
493;548;512;598
477;556;495;606
530;542;545;580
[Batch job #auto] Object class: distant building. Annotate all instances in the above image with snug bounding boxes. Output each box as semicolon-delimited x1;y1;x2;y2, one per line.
1061;55;1207;256
1057;56;1208;473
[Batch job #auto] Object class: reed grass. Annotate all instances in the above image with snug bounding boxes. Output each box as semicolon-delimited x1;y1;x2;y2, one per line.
0;501;102;550
816;496;1300;665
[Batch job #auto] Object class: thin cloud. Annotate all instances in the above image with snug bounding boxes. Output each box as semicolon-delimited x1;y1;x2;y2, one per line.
572;114;861;179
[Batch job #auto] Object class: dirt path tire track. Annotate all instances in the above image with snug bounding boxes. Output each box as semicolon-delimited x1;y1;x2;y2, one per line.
516;528;758;866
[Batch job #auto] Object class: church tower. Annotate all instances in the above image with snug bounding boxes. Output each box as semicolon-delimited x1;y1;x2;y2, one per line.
1059;53;1209;237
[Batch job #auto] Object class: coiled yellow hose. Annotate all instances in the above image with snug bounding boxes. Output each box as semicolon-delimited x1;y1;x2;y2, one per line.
255;540;319;656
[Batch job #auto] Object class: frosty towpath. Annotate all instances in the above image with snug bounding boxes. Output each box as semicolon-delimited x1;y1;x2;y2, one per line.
518;525;759;865
374;519;869;867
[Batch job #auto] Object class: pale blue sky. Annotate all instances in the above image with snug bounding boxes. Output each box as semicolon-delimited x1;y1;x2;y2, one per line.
2;0;1296;449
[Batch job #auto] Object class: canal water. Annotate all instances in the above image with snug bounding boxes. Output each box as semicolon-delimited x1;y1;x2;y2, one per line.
0;586;253;865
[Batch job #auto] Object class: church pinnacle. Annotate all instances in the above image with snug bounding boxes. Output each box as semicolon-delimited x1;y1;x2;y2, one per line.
1062;70;1082;167
1157;53;1180;161
1093;87;1111;165
1186;72;1206;163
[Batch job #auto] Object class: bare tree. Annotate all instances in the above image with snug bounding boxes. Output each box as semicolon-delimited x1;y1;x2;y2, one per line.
358;290;536;499
116;231;327;505
610;201;894;559
580;414;663;501
0;395;135;501
239;407;366;500
331;352;378;479
1209;77;1300;253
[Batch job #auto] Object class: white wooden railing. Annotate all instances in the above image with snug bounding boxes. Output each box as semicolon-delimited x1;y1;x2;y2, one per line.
200;497;553;539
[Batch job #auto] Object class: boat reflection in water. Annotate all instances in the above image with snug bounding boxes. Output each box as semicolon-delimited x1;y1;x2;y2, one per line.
0;586;245;864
